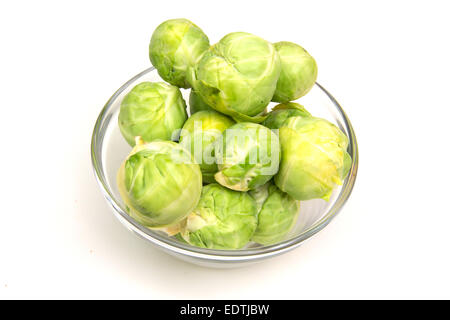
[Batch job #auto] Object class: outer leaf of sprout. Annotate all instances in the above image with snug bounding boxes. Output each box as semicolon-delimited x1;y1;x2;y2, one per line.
193;32;280;122
179;183;258;249
118;82;187;146
149;18;210;88
272;41;318;103
262;102;312;130
189;90;214;114
179;110;235;183
117;138;202;228
249;182;300;245
274;116;351;201
214;122;280;191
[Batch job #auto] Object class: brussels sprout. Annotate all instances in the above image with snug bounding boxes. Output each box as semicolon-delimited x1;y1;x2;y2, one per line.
249;182;300;245
149;18;210;88
118;82;187;146
214;122;280;191
262;102;311;129
174;233;189;244
179;110;235;183
275;116;351;201
272;41;318;103
193;32;281;122
179;183;258;249
189;90;214;114
117;137;202;228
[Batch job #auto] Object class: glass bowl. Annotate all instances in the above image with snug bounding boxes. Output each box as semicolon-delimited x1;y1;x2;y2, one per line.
91;67;358;268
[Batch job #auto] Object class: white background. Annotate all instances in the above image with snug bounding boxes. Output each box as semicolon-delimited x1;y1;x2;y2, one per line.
1;0;449;299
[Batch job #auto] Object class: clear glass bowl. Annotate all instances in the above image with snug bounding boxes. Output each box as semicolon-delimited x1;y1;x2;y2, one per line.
91;67;358;268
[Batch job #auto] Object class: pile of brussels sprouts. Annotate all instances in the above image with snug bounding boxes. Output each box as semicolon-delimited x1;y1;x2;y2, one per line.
116;19;351;250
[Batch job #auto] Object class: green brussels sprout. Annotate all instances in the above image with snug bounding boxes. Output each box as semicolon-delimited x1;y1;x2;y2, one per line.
118;82;188;146
214;122;280;191
262;102;311;129
272;41;318;103
193;32;281;123
189;90;214;114
249;182;300;245
179;110;235;183
117;137;202;229
275;116;351;201
179;183;258;249
149;18;210;88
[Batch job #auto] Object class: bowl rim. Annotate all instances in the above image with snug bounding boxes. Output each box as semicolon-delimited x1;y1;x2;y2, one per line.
91;67;359;262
